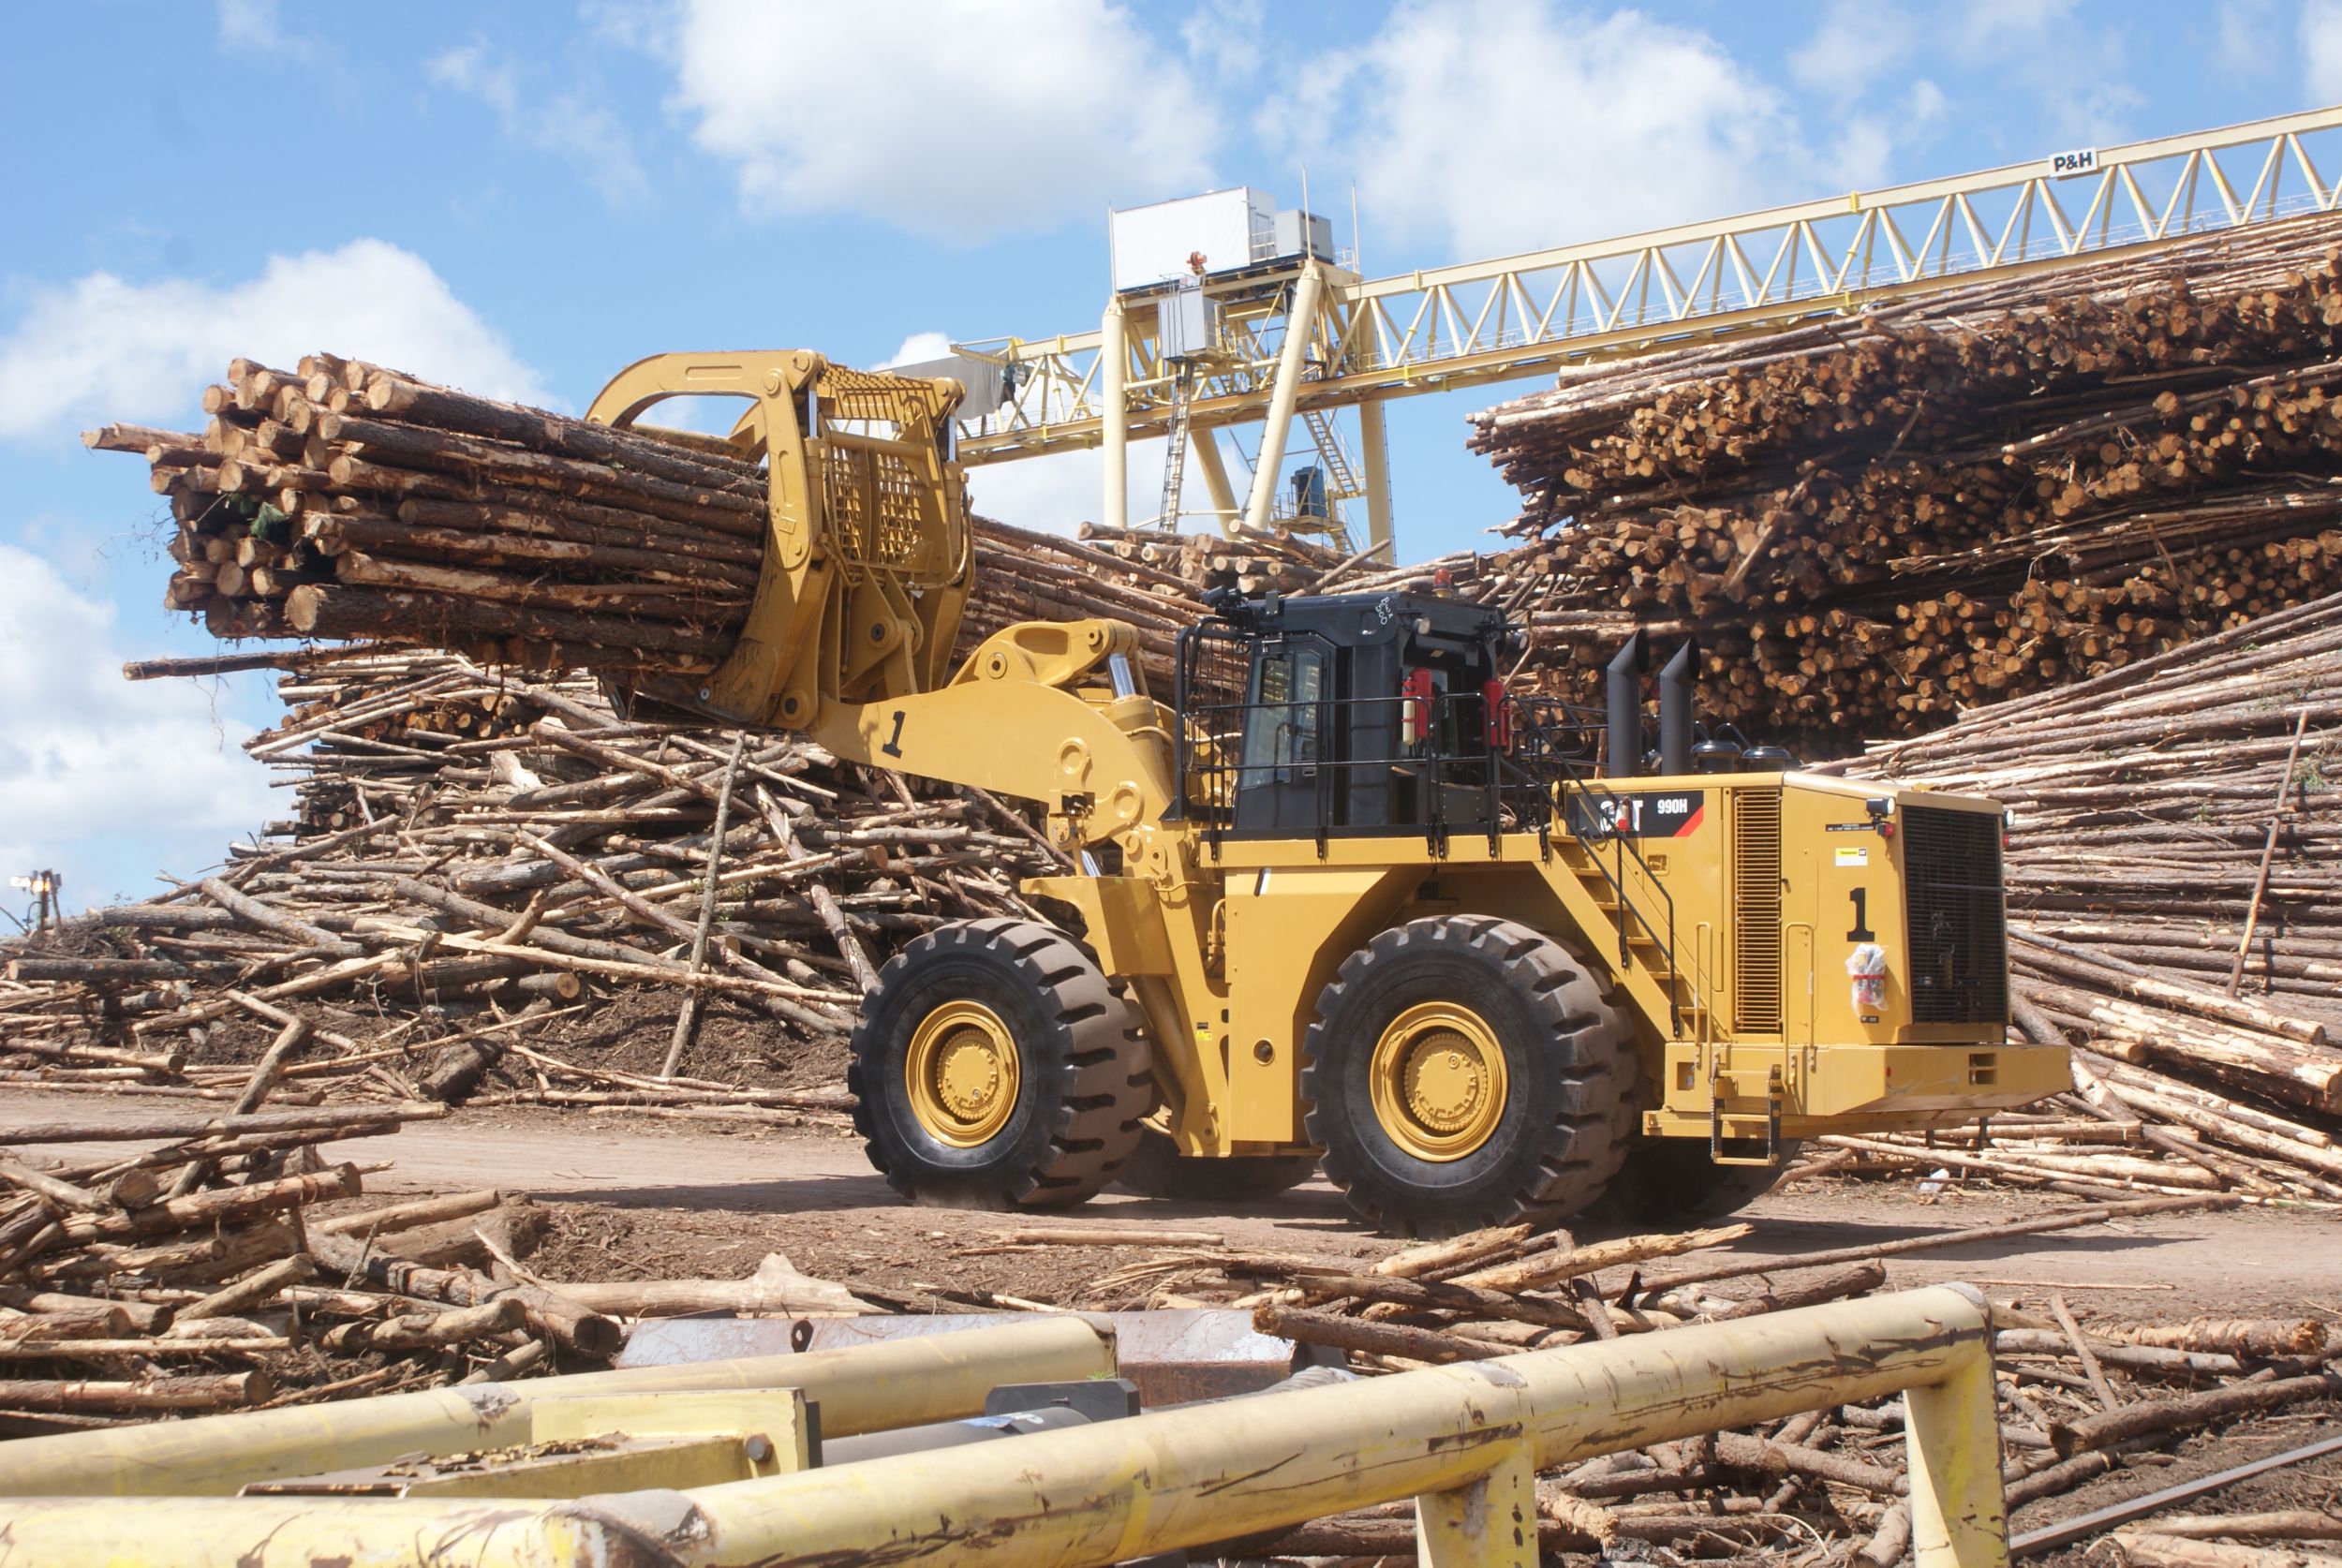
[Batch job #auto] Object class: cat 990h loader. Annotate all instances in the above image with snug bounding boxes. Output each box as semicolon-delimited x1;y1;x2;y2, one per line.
583;349;2068;1235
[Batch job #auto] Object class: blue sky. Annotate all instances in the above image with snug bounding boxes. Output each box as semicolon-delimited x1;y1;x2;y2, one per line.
2;0;2335;914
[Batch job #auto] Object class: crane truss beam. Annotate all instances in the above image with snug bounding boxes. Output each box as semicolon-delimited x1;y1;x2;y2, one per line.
953;105;2342;466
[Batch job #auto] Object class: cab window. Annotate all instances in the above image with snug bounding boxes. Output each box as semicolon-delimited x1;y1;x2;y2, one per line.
1241;645;1325;786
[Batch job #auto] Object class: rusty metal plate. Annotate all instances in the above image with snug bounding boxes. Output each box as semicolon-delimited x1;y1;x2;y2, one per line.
616;1309;1324;1406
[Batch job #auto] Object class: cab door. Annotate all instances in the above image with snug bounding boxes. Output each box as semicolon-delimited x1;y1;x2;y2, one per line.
1232;635;1331;835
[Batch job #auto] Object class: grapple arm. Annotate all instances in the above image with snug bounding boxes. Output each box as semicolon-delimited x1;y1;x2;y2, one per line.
585;349;971;728
586;351;1175;848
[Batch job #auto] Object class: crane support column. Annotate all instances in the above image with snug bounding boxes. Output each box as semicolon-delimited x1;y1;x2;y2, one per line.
1192;425;1238;531
1356;394;1394;557
1102;296;1130;530
1240;262;1327;536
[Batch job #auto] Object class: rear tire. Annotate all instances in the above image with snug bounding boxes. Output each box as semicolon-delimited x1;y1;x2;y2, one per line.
1300;915;1632;1237
849;918;1151;1209
1597;1138;1805;1226
1114;1128;1318;1202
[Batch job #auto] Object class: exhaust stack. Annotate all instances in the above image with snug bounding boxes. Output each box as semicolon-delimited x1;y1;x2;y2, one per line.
1659;639;1697;777
1605;632;1645;778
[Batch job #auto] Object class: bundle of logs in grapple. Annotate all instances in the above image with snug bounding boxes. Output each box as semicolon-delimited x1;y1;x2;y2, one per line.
1804;588;2342;1206
0;648;1069;1111
974;1199;2341;1562
1469;216;2342;750
87;355;1206;683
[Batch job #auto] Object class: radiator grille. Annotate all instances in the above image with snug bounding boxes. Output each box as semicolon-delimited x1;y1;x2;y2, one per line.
1732;790;1784;1032
1903;806;2009;1025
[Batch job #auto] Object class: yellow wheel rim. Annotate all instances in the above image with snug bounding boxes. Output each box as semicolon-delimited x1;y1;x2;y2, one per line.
904;1000;1020;1147
1368;1002;1508;1162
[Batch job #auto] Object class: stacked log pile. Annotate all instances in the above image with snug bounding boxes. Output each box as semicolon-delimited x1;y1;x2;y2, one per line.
0;649;1062;1110
965;520;1203;687
89;355;1203;685
1075;520;1354;597
1468;218;2342;750
977;1198;2338;1561
1806;590;2342;1204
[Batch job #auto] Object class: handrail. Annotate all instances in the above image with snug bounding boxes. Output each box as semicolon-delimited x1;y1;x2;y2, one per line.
1172;659;1690;1034
1508;699;1686;1035
0;1284;2009;1567
1573;780;1685;1037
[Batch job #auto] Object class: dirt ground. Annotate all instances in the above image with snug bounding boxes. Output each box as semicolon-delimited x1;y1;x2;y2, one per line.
12;1091;2340;1544
24;1098;2309;1321
2022;1422;2342;1564
19;1092;2336;1314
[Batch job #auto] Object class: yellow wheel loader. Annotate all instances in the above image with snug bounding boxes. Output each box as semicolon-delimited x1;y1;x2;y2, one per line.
584;351;2068;1235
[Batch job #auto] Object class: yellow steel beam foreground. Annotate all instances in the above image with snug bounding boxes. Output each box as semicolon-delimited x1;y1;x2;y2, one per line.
0;1285;2008;1568
0;1314;1110;1499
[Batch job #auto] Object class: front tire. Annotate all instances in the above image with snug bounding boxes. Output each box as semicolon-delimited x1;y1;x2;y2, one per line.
1300;915;1632;1237
849;919;1151;1209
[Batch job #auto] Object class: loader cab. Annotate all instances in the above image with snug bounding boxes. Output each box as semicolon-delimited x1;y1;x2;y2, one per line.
1177;590;1553;841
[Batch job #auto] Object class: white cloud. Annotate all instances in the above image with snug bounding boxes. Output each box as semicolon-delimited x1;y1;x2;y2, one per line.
661;0;1214;241
1945;0;2081;60
1924;0;2141;146
215;0;276;47
1790;0;1917;91
2040;81;2149;149
1821;81;1949;193
582;0;681;58
0;240;552;445
967;439;1172;538
1783;5;1959;191
2218;0;2286;80
1786;0;2136;162
0;546;274;911
1260;1;1811;259
216;0;328;62
1180;0;1267;81
426;43;649;206
2305;0;2342;99
882;331;955;369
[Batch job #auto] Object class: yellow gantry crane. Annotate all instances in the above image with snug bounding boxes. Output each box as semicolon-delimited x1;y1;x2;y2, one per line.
941;103;2342;556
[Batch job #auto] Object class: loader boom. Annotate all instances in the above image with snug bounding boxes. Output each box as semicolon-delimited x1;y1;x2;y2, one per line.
809;620;1178;852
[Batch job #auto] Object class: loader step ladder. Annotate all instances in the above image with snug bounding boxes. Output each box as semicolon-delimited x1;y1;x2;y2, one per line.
1710;1063;1786;1165
1555;811;1706;1043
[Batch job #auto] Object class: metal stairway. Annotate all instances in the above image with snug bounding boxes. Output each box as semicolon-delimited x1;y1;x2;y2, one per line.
1553;818;1707;1043
1153;365;1197;530
1300;407;1363;501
